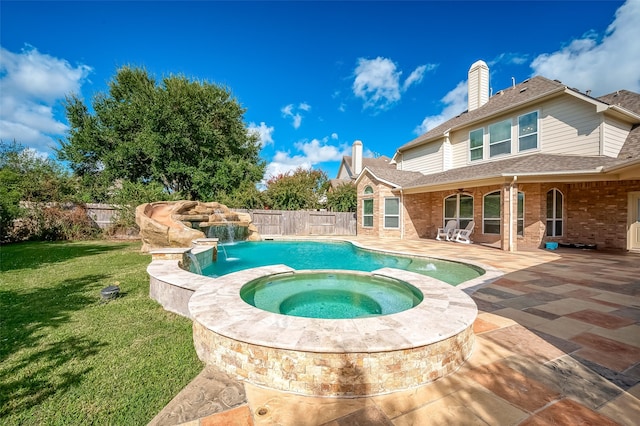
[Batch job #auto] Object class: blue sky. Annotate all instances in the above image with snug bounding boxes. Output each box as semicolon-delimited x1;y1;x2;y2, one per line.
1;1;639;182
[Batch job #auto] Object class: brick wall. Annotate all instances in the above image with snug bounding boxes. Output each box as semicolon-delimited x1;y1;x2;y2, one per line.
360;171;639;251
564;180;640;251
356;175;401;238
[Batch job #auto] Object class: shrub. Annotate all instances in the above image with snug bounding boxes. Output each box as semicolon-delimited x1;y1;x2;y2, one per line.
8;203;101;242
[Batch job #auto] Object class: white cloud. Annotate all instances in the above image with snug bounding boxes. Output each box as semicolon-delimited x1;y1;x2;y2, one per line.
330;133;338;140
352;57;435;112
530;0;640;95
489;52;529;67
281;102;310;129
263;137;349;182
247;121;274;148
402;64;434;91
0;45;92;153
414;81;468;135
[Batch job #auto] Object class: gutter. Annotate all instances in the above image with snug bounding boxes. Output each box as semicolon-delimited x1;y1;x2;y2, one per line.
501;166;604;177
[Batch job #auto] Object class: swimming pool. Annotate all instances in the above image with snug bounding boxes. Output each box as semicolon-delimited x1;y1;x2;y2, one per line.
203;240;483;285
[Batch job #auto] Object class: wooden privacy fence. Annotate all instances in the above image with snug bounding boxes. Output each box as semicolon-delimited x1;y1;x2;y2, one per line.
78;204;357;236
85;203;119;229
233;209;356;236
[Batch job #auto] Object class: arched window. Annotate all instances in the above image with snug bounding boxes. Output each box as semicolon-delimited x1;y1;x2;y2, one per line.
444;193;474;229
546;189;563;237
362;186;374;227
483;191;501;234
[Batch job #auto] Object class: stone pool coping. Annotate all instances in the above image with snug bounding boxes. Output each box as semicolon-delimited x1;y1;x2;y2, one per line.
189;266;478;353
146;238;503;319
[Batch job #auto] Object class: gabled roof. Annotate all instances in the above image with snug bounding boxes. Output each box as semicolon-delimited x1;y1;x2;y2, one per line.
342;155;394;174
397;77;640;154
398;76;566;152
355;166;423;189
361;87;640;191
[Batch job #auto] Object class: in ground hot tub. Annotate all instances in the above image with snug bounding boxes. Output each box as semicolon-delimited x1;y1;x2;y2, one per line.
240;271;423;319
189;266;477;397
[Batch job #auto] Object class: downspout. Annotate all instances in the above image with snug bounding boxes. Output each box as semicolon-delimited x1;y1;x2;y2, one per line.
509;176;517;252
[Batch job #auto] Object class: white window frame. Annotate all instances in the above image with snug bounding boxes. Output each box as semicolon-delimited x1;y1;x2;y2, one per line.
444;193;474;229
483;191;501;234
383;197;400;229
489;118;512;157
362;198;373;228
518;111;539;152
517;191;525;236
546;188;563;237
469;128;484;162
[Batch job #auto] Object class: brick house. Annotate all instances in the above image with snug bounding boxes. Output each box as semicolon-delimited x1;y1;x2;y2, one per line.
355;61;640;252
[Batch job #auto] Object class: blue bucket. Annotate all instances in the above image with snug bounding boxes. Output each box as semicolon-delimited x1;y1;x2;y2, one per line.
545;242;558;250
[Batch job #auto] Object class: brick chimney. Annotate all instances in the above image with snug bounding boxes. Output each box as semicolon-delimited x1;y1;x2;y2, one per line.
352;140;363;175
468;60;489;111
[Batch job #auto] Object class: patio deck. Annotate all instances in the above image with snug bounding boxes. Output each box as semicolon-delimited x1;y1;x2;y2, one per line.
149;236;640;426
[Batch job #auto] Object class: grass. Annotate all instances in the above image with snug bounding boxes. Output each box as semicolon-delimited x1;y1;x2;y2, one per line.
0;240;203;425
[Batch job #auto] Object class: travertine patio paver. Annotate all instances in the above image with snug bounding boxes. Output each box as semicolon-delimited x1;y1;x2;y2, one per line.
151;237;639;426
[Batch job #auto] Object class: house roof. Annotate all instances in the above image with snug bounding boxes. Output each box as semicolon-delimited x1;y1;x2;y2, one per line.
357;166;423;188
366;85;640;191
334;155;395;188
398;76;567;152
397;77;640;154
342;155;394;173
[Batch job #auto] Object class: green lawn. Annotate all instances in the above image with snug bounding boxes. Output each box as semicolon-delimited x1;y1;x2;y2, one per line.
0;240;203;425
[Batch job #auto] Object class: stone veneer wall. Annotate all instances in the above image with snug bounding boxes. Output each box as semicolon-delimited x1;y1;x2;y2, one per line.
192;320;474;397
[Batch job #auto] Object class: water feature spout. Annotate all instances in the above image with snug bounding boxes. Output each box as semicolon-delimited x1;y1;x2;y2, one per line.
185;251;203;275
218;244;229;260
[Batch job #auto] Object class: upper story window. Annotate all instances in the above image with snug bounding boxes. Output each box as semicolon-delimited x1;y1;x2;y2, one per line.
518;111;538;152
384;197;400;229
363;185;374;195
469;128;484;161
489;119;512;157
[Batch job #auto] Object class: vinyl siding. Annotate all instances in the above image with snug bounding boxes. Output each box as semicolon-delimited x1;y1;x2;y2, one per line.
540;97;601;155
446;96;602;169
603;116;631;158
451;130;473;169
400;140;443;174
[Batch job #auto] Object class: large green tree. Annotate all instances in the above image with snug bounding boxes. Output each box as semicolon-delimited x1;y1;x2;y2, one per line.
264;167;328;210
57;66;265;201
326;181;356;212
0;141;83;240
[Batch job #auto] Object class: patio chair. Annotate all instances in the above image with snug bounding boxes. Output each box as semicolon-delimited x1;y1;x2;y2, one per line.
436;220;458;241
452;221;475;244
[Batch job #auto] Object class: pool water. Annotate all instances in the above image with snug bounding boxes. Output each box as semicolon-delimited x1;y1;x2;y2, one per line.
203;241;483;285
240;272;423;319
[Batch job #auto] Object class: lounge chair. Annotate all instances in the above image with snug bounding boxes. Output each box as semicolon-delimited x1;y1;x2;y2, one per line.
452;221;475;244
436;220;458;241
